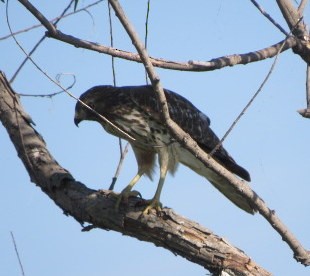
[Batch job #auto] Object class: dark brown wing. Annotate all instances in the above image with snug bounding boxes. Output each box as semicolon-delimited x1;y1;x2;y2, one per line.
128;85;250;181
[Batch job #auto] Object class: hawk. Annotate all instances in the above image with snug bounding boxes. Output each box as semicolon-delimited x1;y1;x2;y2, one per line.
74;85;255;214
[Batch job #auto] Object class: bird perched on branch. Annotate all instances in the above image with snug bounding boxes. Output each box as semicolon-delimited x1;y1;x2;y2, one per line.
74;85;255;214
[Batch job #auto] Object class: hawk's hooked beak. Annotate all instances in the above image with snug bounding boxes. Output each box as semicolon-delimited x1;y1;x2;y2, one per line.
74;114;81;127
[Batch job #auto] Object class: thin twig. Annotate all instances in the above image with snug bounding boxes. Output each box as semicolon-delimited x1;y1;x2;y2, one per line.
107;1;130;190
0;77;271;275
17;0;298;72
210;35;291;156
10;0;75;83
10;231;26;276
108;0;170;122
1;73;272;274
17;73;76;98
0;0;104;41
18;90;63;98
109;143;130;190
6;0;135;142
298;64;310;117
10;35;47;83
11;0;310;266
307;65;310;107
108;0;310;265
144;0;151;84
107;2;116;87
250;0;288;35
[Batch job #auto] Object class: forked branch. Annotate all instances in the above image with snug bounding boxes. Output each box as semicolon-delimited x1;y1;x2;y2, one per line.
107;0;310;266
8;0;310;271
0;71;270;276
276;0;310;64
17;0;300;72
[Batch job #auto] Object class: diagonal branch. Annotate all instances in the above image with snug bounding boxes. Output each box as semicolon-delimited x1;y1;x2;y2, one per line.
250;0;288;35
298;0;309;13
12;0;310;267
17;0;299;72
276;0;310;63
0;71;270;276
276;0;310;116
276;0;306;32
10;0;75;83
107;0;310;266
0;0;104;41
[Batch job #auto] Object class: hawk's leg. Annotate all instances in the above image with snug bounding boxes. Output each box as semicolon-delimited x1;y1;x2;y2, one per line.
143;148;169;214
115;169;144;210
114;145;156;211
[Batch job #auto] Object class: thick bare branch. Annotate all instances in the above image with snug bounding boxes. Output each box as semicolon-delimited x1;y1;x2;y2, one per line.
107;0;169;123
12;0;310;267
107;0;310;266
276;0;310;63
276;0;310;115
0;71;270;276
298;0;309;13
277;0;305;31
17;0;297;72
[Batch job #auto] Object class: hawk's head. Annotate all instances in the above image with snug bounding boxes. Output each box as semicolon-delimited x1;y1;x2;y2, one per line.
74;85;115;127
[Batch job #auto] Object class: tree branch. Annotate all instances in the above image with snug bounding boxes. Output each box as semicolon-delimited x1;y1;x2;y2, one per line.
298;0;309;14
276;0;310;116
0;71;270;276
297;64;310;117
277;0;305;31
10;0;310;269
0;0;104;41
17;0;298;72
107;0;310;266
276;0;310;64
250;0;288;35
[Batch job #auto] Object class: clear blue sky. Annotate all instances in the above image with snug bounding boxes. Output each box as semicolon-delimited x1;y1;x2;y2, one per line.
1;1;310;275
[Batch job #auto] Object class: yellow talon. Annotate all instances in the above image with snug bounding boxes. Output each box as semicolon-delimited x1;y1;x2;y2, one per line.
142;199;162;215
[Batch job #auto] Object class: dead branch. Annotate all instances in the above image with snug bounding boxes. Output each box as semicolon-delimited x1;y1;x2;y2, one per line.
276;0;310;64
108;0;310;266
17;0;298;72
275;0;310;116
297;64;310;117
250;0;288;35
8;0;310;269
10;0;75;83
10;232;26;276
0;71;270;276
277;0;306;31
0;0;104;41
298;0;309;13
